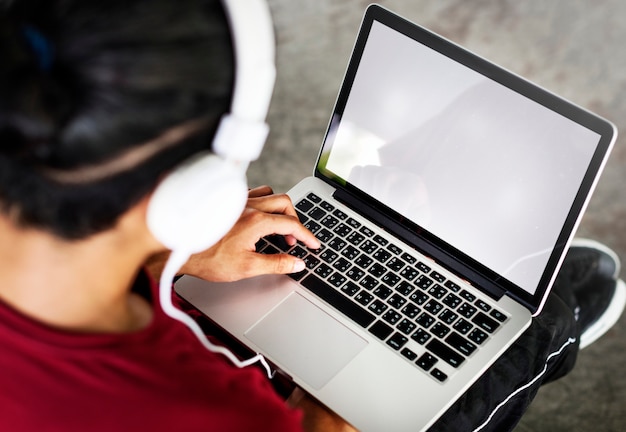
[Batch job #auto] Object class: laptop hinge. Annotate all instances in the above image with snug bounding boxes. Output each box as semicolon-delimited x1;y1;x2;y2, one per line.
333;187;506;301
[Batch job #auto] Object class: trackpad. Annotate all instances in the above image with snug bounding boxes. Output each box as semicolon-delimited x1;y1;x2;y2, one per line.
245;292;367;390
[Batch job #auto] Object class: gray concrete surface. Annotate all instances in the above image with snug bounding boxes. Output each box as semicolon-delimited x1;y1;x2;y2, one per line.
247;1;626;430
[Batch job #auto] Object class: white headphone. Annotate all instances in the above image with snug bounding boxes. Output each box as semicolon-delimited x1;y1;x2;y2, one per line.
146;0;278;378
147;0;276;254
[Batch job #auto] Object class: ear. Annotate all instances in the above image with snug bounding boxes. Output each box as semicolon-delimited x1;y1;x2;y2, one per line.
145;152;248;255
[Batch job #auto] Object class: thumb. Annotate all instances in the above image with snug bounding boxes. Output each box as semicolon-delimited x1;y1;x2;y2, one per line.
250;252;306;276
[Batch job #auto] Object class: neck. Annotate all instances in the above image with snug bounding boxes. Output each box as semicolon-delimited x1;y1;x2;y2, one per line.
0;209;159;333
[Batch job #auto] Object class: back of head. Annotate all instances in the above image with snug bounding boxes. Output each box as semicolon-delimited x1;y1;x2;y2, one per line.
0;0;234;239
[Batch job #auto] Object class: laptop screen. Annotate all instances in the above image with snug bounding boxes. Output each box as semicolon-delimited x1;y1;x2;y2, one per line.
316;7;615;309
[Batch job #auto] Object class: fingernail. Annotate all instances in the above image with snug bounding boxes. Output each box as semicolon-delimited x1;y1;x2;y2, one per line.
293;259;306;273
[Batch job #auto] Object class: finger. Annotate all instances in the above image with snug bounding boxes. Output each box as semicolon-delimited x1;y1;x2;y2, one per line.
248;185;274;198
248;193;298;218
247;210;320;250
246;251;306;276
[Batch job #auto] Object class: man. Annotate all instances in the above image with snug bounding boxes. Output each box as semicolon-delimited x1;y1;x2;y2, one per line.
0;0;623;431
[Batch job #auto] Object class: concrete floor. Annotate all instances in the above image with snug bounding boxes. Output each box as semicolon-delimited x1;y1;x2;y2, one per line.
247;1;626;430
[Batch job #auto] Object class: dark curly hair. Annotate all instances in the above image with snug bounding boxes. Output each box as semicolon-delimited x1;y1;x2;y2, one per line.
0;0;234;239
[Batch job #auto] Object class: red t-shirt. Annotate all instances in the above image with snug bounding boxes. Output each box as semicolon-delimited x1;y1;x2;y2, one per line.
0;271;303;431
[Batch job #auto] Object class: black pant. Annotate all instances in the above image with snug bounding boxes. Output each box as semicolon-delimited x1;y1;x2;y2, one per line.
431;288;580;431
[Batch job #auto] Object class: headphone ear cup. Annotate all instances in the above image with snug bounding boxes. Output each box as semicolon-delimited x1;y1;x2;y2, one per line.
146;152;248;254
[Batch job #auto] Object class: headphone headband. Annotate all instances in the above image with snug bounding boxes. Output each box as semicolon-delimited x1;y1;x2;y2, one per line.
213;0;276;163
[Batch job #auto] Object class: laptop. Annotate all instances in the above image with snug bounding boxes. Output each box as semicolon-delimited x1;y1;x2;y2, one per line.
175;4;616;431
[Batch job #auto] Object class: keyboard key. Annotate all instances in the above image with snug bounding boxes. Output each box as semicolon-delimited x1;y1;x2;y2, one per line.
490;309;507;322
341;282;360;297
428;284;447;299
359;275;378;290
303;255;320;270
360;240;378;254
346;231;365;246
401;347;418;361
445;332;477;356
444;280;461;292
387;333;408;350
381;272;401;287
423;299;443;315
401;303;420;319
453;318;473;335
397;319;417;335
431;322;451;338
315;228;333;243
387;257;405;272
430;368;448;382
307;193;321;203
332;257;351;272
472;312;500;333
262;244;280;255
288;269;307;281
401;253;417;264
288;245;308;259
368;299;388;315
368;263;386;277
296;210;308;224
328;273;346;287
458;302;478;319
341;245;360;260
416;261;431;273
355;254;373;269
301;274;375;328
382;310;402;326
308;207;326;221
475;299;492;312
387;293;407;310
347;217;361;229
426;339;464;368
373;234;388;246
369;321;393;340
468;328;489;345
416;312;435;329
442;293;462;309
430;271;446;283
333;209;348;220
401;302;420;318
320;215;339;229
254;238;267;252
395;281;415;296
266;235;291;251
319;250;337;264
439;309;459;325
411;328;431;345
296;198;314;213
314;263;333;278
328;237;347;251
355;291;374;306
346;267;365;282
319;200;334;212
333;223;351;237
460;289;477;303
358;226;374;237
304;220;321;234
400;267;419;281
409;291;428;305
373;249;392;263
415;275;434;290
387;243;403;255
416;353;438;371
373;286;393;300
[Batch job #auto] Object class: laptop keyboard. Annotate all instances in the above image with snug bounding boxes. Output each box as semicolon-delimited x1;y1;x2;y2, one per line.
255;192;508;383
